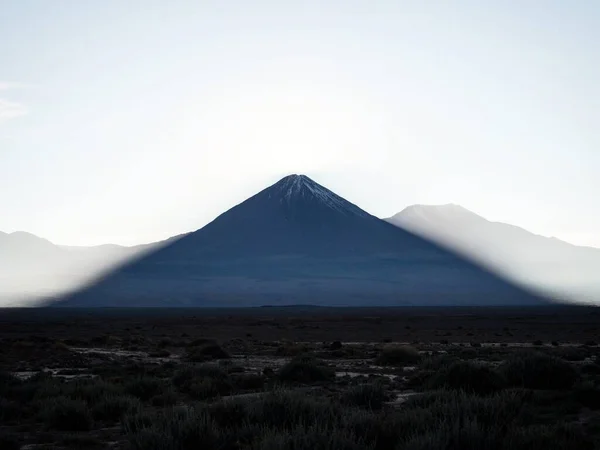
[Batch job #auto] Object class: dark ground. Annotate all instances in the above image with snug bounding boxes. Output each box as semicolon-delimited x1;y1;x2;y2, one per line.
1;306;600;449
1;305;599;343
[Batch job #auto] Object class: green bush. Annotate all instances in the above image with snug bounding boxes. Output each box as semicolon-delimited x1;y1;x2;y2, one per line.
375;345;421;366
425;361;507;394
278;356;335;383
499;352;578;390
40;397;93;431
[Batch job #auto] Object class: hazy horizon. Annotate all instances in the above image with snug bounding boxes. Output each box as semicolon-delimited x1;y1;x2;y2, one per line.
1;191;599;252
2;1;599;248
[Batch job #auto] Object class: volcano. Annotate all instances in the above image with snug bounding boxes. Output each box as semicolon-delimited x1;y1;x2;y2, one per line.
53;175;545;307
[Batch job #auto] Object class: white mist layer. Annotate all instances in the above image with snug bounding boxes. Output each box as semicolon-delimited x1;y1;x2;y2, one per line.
387;205;600;304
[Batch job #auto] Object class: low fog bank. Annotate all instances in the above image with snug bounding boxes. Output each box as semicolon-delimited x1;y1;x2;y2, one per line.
0;232;183;306
387;205;600;305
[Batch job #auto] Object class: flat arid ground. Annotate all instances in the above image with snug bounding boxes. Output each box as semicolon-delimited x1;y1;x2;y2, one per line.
1;306;600;449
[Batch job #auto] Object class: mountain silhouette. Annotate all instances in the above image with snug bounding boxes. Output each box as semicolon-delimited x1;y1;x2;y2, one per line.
387;204;600;303
52;175;545;307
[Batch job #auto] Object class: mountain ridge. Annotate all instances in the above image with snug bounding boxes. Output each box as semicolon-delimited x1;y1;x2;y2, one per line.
50;174;545;308
386;204;600;303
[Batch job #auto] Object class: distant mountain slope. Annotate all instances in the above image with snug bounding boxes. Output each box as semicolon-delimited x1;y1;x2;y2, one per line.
386;204;600;303
0;232;151;306
52;175;545;307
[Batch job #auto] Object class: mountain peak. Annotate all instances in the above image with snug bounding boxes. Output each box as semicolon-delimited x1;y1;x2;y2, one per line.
271;174;370;218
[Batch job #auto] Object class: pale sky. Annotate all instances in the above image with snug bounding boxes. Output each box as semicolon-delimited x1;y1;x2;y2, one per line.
1;1;599;247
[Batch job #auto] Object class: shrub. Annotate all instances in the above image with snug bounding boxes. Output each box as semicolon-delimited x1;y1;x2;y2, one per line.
231;373;265;391
172;365;232;398
148;349;170;358
92;395;141;421
275;343;309;357
186;343;230;362
40;397;93;431
499;352;578;390
54;378;124;403
188;377;220;400
392;390;529;448
554;347;588;362
503;423;594;450
342;382;389;410
59;434;104;448
459;348;478;360
209;399;250;428
125;376;164;401
0;432;20;450
572;382;600;410
330;341;343;350
189;338;217;347
247;390;340;430
425;361;507;395
420;354;460;371
122;410;157;434
0;397;23;423
125;408;222;450
0;371;20;394
581;362;600;375
158;338;173;347
278;356;335;383
375;345;421;366
255;424;370;450
150;389;179;407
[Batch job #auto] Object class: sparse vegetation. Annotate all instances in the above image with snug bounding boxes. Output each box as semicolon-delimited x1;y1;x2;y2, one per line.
278;356;335;383
1;308;599;448
92;394;141;421
499;352;578;390
125;375;165;400
40;397;93;431
342;382;389;409
376;345;421;366
425;360;507;394
186;342;230;362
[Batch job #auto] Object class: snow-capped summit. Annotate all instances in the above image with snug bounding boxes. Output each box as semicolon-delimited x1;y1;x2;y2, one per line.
271;174;371;218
